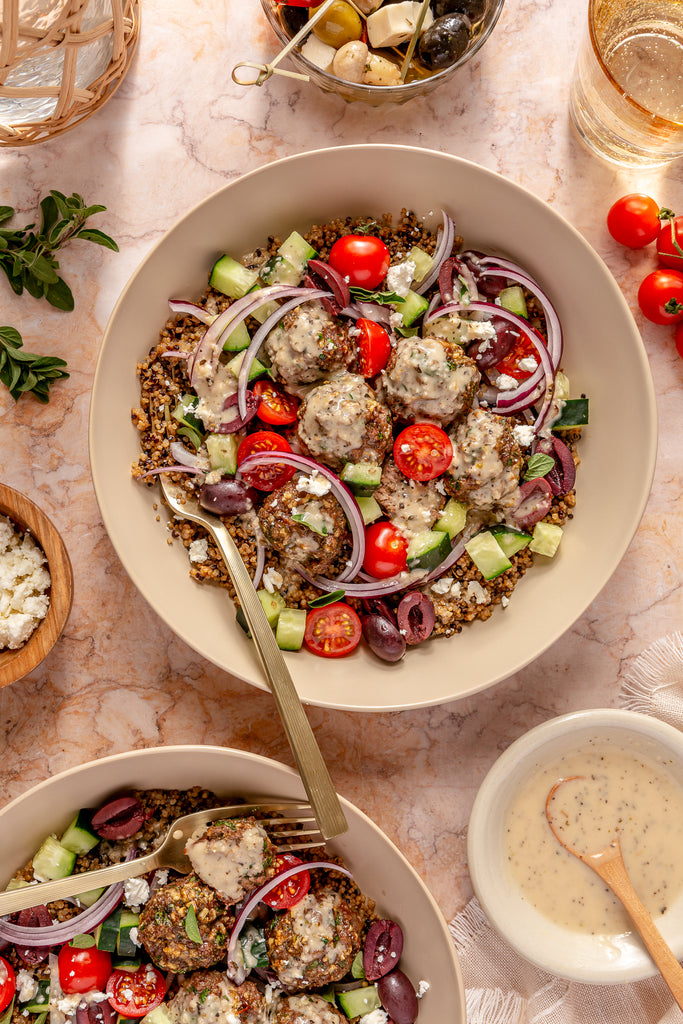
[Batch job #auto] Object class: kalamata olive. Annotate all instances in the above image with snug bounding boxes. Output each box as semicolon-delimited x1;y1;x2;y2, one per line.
363;919;404;980
217;391;260;433
468;316;520;370
199;479;258;516
396;593;435;645
533;436;576;496
15;904;52;964
361;598;398;627
281;4;308;34
434;0;487;22
418;12;471;70
513;477;553;530
378;969;419;1024
76;1001;117;1024
362;613;406;663
91;796;145;839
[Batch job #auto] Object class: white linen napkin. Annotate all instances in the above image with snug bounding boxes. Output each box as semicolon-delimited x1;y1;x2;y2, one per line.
450;632;683;1024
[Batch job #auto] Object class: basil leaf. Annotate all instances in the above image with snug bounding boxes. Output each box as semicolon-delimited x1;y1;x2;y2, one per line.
349;286;405;305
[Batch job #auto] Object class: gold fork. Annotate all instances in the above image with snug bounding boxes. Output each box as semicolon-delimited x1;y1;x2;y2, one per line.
0;801;325;916
158;475;348;842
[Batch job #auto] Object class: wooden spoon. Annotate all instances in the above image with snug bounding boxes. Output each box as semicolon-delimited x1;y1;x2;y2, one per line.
546;777;683;1010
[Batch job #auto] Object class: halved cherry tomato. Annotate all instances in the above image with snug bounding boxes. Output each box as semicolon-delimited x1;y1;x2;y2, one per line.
106;965;165;1018
638;269;683;325
0;956;16;1013
606;194;662;248
393;424;452;482
253;380;299;426
362;522;408;579
357;319;392;377
328;235;390;289
304;602;362;658
262;853;311;909
58;943;112;994
657;215;683;270
237;430;295;491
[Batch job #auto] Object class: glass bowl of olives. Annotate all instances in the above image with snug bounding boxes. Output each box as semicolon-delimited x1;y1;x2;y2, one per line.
259;0;506;106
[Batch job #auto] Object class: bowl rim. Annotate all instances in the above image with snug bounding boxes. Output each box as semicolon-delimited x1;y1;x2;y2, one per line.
0;481;73;688
467;707;683;983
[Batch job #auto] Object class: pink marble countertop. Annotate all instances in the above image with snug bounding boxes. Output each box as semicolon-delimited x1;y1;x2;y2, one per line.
0;0;682;931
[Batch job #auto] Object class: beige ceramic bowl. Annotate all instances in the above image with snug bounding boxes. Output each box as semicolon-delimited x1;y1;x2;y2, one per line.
468;709;683;983
89;145;657;712
0;744;465;1019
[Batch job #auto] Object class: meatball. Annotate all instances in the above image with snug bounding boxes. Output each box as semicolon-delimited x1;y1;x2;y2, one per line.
138;873;234;972
266;887;363;991
445;407;523;511
185;816;276;905
167;970;266;1024
257;477;348;573
296;373;392;471
264;302;354;392
274;993;347;1024
374;459;446;536
378;335;480;426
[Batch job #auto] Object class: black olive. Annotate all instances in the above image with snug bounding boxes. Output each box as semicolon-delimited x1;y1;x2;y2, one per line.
433;0;488;23
418;12;471;70
280;5;308;33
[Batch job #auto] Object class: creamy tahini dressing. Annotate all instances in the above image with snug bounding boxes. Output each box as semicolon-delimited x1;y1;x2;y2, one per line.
449;409;519;510
503;735;683;934
381;336;479;424
185;822;269;903
192;357;238;431
298;374;371;461
265;303;342;387
277;892;344;986
280;995;343;1024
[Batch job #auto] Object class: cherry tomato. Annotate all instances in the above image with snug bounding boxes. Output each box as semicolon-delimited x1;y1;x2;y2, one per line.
494;328;542;381
657;215;683;270
606;194;662;248
0;956;16;1014
262;854;311;909
105;965;165;1018
637;269;683;325
253;380;299;426
362;522;408;579
304;602;362;658
58;943;112;994
356;319;392;377
328;235;390;289
675;322;683;359
393;424;452;482
237;430;295;491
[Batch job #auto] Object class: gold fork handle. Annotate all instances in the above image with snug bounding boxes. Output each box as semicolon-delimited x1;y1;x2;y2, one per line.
209;519;348;841
0;851;159;916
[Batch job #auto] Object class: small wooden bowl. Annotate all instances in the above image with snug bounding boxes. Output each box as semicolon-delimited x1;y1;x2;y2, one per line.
0;483;73;688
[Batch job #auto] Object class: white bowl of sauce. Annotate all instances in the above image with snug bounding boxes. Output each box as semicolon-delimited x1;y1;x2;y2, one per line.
467;708;683;983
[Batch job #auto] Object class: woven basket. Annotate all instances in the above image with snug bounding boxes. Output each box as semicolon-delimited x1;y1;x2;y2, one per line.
0;0;140;147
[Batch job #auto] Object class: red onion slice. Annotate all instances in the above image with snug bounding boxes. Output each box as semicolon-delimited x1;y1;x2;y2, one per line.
138;464;202;479
438;256;479;304
169;440;204;469
477;262;563;370
415;210;456;295
168;299;214;326
252;538;266;590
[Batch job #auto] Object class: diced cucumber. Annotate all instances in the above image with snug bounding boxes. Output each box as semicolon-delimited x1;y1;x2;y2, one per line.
235;605;251;637
75;886;106;907
396;288;429;326
337;985;381;1017
276;608;307;651
118;910;140;958
259;253;301;287
278;230;317;273
61;809;100;855
226;350;268;382
434;498;467;540
340;461;383;496
112;956;142;972
257;588;286;628
209;255;259;299
554;370;570;401
465;531;512;580
351;949;366;979
206;433;238;475
408;245;434;285
96;905;123;952
499;284;528;318
222;319;251;353
21;979;50;1013
140;1007;173;1024
530;521;563;556
5;878;29;890
406;528;452;571
489;525;532;557
32;835;76;881
357;495;382;525
552;397;589;429
246;286;281;325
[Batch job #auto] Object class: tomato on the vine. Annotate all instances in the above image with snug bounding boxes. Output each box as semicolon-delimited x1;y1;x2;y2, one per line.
362;522;408;579
304;602;362;658
106;965;165;1018
253;380;299;426
657;215;683;270
637;269;683;326
237;430;295;491
262;854;311;909
607;194;663;248
328;235;390;289
0;957;16;1013
58;943;112;994
356;318;392;377
393;423;452;482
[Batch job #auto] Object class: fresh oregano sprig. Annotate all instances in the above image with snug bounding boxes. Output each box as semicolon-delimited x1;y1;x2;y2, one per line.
0;326;69;403
0;190;119;311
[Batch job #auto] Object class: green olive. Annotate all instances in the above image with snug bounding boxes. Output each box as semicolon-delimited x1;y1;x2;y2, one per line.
310;1;363;48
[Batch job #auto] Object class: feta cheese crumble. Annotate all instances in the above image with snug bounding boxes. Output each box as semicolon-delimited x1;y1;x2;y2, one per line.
512;424;535;448
295;470;331;497
386;259;416;298
188;538;209;563
0;514;51;651
494;373;519;391
262;567;284;594
124;876;150;908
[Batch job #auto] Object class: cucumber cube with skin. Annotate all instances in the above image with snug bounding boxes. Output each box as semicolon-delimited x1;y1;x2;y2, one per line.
465;531;512;580
356;495;382;525
206;434;238;475
408;245;434;285
32;835;76;880
277;231;317;274
396;289;429;326
209;256;259;299
434;498;467;540
257;588;286;628
276;608;307;651
226;350;268;382
530;521;563;557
